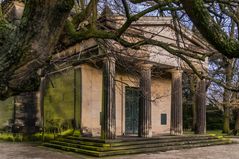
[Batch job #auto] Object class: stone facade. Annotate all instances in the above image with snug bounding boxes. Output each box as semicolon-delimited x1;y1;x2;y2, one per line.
78;64;172;137
0;1;210;137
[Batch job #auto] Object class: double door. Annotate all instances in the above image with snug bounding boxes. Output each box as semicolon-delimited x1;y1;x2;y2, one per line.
125;87;140;135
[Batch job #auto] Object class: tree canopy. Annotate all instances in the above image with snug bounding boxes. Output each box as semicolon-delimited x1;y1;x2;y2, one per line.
0;0;239;99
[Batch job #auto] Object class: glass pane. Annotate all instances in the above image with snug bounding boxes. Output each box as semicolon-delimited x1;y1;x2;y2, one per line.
125;87;139;135
161;114;167;125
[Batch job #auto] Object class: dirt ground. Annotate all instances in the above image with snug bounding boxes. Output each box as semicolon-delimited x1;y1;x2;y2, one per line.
0;141;238;159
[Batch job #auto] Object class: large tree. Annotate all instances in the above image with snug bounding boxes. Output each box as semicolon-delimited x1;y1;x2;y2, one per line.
0;0;239;99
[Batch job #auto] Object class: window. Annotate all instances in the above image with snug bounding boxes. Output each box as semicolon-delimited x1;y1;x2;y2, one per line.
161;114;167;125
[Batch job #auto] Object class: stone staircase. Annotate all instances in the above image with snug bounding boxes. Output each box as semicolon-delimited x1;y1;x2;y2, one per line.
43;135;233;157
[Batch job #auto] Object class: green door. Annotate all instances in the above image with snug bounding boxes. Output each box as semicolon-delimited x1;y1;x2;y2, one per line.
125;87;140;135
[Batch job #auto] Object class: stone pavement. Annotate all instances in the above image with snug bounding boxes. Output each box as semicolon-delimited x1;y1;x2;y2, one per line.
0;141;238;159
114;144;239;159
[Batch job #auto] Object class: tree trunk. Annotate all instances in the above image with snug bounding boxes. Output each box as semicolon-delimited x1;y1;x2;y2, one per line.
0;0;74;99
192;101;196;131
222;59;233;134
223;106;230;134
180;0;239;58
233;109;239;136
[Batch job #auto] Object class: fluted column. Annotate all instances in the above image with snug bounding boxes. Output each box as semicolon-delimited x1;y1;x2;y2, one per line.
139;64;152;138
195;78;206;134
101;57;116;139
170;69;183;135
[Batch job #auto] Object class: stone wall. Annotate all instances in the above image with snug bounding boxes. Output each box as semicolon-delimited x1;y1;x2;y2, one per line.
43;69;76;133
151;78;171;135
81;64;103;136
13;92;38;134
0;97;14;131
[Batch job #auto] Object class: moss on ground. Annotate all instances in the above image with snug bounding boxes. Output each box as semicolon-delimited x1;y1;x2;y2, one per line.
0;129;76;142
207;130;227;136
0;133;23;142
72;130;81;137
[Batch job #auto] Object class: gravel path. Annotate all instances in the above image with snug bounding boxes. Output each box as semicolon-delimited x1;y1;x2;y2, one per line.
0;142;238;159
0;142;86;159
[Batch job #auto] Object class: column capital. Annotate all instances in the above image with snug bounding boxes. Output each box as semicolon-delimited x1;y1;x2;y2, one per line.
103;56;116;63
168;68;183;74
137;62;153;70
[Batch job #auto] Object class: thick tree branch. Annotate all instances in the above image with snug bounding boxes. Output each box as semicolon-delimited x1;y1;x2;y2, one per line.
72;0;99;27
117;1;175;36
181;0;239;58
0;0;74;99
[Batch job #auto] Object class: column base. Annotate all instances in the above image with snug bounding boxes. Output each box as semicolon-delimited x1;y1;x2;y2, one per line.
139;130;153;138
170;130;183;135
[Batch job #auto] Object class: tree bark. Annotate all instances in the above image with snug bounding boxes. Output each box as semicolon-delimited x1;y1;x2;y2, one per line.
223;106;230;134
222;59;233;134
180;0;239;58
0;0;74;99
233;109;239;136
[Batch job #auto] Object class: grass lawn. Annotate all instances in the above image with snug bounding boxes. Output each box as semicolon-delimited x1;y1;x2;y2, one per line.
184;130;227;136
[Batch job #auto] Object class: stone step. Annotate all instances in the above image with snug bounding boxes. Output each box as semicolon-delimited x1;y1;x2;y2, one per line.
57;138;105;147
101;140;232;157
47;138;226;152
43;140;232;157
49;140;105;151
65;135;217;144
43;142;100;156
60;135;219;147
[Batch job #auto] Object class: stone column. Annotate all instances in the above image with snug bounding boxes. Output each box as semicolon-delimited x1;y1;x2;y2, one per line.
170;69;183;135
139;64;152;138
195;79;206;134
13;92;38;134
101;57;116;139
